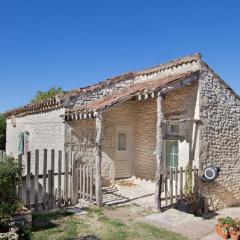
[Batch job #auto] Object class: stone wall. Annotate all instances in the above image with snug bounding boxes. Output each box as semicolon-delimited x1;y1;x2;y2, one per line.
199;63;240;209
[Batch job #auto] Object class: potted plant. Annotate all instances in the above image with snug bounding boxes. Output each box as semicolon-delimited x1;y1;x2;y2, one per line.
229;219;240;240
215;217;230;240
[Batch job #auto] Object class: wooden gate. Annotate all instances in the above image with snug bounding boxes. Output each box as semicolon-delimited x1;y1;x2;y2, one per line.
18;149;96;211
159;166;199;209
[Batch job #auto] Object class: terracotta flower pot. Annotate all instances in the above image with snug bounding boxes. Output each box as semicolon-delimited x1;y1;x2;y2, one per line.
230;230;240;240
215;224;229;240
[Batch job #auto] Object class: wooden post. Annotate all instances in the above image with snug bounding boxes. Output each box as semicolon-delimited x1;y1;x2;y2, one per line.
90;165;93;201
58;150;62;208
175;167;178;203
72;159;78;204
83;165;86;199
43;149;47;210
64;150;69;205
180;167;183;199
48;170;53;210
170;168;173;206
164;171;168;205
155;93;164;210
79;164;82;199
26;152;31;210
95;112;103;206
34;150;39;211
51;149;55;208
51;149;55;172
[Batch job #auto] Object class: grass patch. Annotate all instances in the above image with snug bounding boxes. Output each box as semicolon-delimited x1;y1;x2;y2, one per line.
31;207;187;240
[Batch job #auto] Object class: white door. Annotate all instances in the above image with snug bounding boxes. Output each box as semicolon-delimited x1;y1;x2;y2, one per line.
115;126;132;179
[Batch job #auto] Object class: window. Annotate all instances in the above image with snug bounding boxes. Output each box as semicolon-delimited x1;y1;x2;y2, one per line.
18;132;24;154
118;133;126;151
165;140;179;169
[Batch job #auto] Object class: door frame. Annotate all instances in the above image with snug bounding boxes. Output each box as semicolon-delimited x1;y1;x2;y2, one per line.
115;126;132;179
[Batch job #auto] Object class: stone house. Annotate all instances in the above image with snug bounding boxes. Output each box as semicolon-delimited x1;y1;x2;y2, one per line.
4;53;240;209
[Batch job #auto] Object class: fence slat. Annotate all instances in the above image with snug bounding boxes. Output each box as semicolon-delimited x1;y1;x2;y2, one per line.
70;150;73;203
72;159;78;204
185;166;188;195
43;149;47;210
180;167;183;199
164;172;168;205
175;167;178;203
76;167;80;200
86;165;89;200
34;150;39;211
79;165;82;199
58;151;62;208
26;152;31;210
83;165;86;199
64;151;69;205
90;165;93;201
48;170;53;210
170;168;173;206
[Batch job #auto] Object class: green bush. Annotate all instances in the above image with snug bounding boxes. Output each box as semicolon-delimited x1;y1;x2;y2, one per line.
0;156;22;221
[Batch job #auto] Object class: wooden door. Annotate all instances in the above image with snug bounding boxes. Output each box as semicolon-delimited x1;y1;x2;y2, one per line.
115;126;132;179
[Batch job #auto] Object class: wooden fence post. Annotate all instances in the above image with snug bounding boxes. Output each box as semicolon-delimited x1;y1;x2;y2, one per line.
175;167;178;203
58;150;62;208
26;151;31;210
48;170;53;210
170;168;173;207
155;93;164;210
180;167;183;199
51;149;55;208
34;150;39;211
72;159;78;204
90;165;93;201
64;150;69;205
164;171;168;205
43;149;47;210
79;164;82;199
95;112;103;206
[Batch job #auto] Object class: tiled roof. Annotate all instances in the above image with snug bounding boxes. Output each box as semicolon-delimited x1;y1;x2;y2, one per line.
65;70;199;120
65;53;201;97
4;53;201;118
3;96;61;118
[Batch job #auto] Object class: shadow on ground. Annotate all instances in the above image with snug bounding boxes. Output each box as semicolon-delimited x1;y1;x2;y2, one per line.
32;211;74;231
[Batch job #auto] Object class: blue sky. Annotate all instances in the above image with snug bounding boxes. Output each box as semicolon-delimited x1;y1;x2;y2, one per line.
0;0;240;112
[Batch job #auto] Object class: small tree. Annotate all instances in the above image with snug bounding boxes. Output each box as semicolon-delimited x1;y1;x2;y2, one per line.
0;156;22;232
0;115;6;151
31;86;63;103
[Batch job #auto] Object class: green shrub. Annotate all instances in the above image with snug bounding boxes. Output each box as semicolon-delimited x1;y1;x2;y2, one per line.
0;156;22;221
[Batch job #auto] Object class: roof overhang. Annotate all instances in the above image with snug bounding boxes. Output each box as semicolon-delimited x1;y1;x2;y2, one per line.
64;70;199;121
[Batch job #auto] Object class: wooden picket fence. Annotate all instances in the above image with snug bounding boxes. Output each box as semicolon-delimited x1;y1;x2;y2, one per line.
18;149;96;211
159;166;199;209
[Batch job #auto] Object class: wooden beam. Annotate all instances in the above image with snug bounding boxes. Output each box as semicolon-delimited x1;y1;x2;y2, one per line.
95;112;103;206
155;93;164;210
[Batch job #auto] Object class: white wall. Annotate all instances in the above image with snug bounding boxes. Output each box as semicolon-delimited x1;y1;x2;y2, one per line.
6;108;65;174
